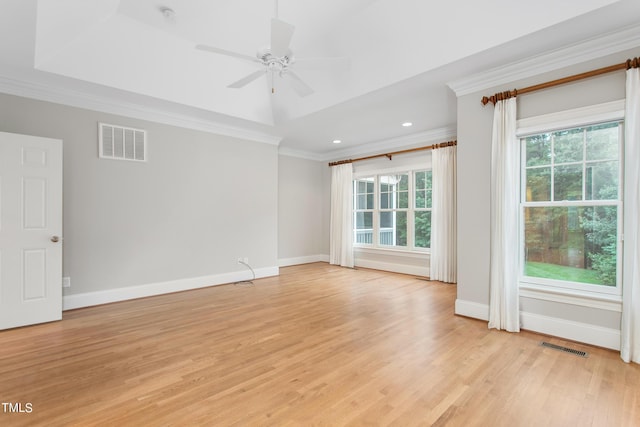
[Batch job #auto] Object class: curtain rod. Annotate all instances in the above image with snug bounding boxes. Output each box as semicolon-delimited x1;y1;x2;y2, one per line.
328;140;456;167
481;56;640;106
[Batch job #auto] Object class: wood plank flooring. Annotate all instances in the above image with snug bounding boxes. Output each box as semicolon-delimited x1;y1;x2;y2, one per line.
0;263;639;426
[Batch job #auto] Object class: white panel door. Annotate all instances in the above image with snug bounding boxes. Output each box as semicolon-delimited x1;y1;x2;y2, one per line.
0;131;63;330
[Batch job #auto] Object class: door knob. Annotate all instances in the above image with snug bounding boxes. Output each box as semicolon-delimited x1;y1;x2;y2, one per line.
51;236;60;243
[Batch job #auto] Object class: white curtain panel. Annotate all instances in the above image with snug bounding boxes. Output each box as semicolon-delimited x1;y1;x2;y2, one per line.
430;145;457;283
488;97;520;332
622;67;640;363
329;163;354;268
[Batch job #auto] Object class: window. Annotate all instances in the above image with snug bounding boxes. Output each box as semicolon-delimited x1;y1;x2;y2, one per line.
379;174;408;246
353;169;431;250
521;121;622;294
414;171;432;248
354;178;375;244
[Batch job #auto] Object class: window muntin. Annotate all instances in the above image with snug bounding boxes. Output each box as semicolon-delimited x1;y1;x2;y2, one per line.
521;121;622;293
353;169;431;250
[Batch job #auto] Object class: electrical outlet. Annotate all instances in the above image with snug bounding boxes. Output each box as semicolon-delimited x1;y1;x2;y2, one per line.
237;258;243;264
243;257;249;264
62;277;71;288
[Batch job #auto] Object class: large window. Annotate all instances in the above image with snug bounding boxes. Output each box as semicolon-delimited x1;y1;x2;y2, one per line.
521;121;622;293
354;170;431;250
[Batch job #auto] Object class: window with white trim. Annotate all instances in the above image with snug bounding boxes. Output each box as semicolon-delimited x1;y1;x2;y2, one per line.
520;120;622;295
353;169;431;250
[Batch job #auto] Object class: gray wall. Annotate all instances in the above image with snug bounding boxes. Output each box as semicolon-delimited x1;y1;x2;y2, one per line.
456;49;635;340
278;154;328;262
0;93;278;295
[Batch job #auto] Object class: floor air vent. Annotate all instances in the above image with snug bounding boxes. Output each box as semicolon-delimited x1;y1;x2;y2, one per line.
540;341;588;357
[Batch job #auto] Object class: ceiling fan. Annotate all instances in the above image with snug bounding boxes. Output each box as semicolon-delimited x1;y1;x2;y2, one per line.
196;2;345;97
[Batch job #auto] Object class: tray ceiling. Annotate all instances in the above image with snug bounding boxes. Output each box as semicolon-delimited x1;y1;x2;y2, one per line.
1;0;639;157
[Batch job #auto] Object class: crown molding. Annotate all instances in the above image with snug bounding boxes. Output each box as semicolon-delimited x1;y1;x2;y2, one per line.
277;125;456;163
324;125;457;163
278;146;325;161
447;24;640;97
0;74;282;146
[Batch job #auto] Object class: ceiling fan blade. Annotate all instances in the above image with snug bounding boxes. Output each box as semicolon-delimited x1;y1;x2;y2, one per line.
228;69;266;88
196;44;259;64
286;70;314;97
271;18;295;57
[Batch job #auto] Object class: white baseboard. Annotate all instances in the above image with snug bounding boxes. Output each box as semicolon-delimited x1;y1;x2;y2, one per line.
355;259;429;277
278;254;329;267
520;312;620;351
455;299;489;321
62;266;279;311
454;299;620;350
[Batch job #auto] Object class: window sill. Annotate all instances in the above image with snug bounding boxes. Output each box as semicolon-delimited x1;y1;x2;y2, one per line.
519;282;622;312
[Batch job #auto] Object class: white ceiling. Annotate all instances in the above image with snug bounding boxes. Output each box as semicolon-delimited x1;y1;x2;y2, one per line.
1;0;640;159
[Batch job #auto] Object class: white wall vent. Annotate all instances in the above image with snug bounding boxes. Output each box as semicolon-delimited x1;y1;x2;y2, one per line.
99;123;146;162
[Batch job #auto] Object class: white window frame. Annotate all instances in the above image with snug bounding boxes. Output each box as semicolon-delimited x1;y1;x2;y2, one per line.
516;100;625;306
353;166;431;253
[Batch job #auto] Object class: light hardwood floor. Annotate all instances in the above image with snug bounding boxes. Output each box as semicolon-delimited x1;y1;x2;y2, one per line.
0;263;638;426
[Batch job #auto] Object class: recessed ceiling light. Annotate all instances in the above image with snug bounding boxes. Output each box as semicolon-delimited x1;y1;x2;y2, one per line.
402;122;413;127
333;139;342;144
